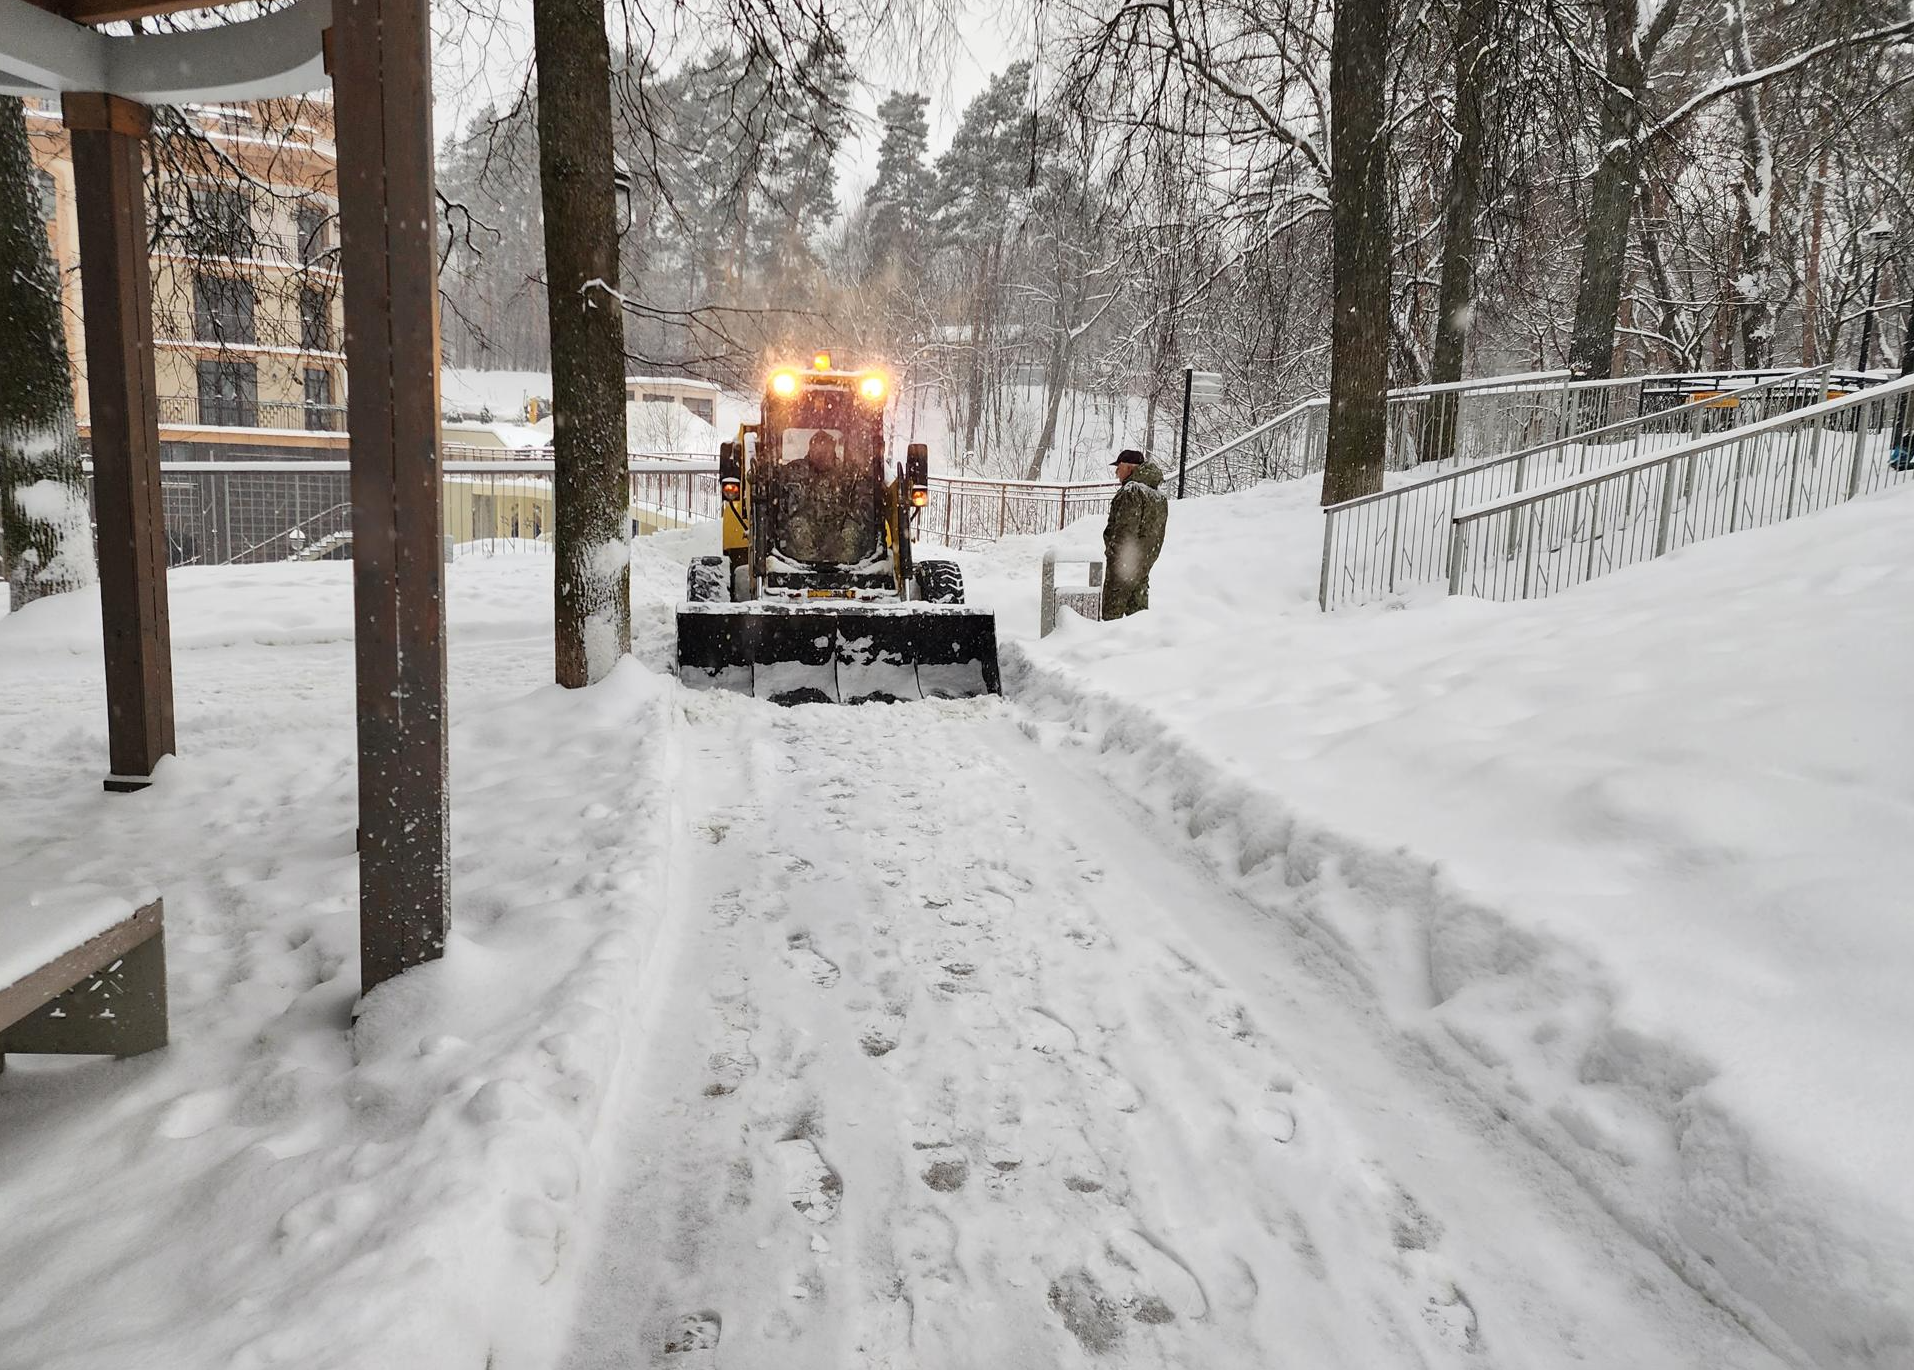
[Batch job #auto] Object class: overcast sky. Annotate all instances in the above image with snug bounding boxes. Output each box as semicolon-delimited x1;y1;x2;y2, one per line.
429;0;1026;208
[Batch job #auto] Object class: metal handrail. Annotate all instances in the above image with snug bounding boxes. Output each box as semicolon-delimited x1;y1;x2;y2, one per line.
1186;369;1578;476
1446;376;1913;601
1316;363;1837;609
1327;363;1833;515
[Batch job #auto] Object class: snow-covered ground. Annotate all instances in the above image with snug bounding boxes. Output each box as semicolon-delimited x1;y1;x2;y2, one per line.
956;476;1915;1368
0;477;1908;1369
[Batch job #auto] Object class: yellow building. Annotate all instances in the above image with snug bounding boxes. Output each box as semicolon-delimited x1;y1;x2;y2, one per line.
28;95;348;460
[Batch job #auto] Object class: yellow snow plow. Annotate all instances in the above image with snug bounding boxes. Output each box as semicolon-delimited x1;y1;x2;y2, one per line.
676;355;1000;704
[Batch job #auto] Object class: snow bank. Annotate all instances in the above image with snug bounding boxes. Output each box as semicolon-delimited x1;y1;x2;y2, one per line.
0;558;679;1370
957;477;1914;1369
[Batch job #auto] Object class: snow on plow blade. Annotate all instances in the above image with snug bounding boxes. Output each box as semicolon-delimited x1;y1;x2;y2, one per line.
677;603;1000;705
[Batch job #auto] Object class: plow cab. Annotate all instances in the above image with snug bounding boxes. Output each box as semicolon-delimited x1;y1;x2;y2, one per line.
676;354;1000;704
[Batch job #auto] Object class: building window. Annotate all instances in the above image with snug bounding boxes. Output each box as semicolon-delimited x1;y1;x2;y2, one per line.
304;368;337;431
189;184;254;258
295;201;331;266
198;359;258;427
193;273;256;345
35;170;56;223
300;286;333;351
684;397;715;424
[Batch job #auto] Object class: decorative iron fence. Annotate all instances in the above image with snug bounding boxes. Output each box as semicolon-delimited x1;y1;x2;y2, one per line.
921;474;1114;549
1317;364;1838;609
1446;377;1913;603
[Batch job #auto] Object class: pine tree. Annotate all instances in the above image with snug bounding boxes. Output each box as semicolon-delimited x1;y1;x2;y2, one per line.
0;96;94;611
864;91;935;280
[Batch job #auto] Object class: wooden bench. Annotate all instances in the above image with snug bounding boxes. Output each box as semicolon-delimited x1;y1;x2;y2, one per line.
1;896;167;1069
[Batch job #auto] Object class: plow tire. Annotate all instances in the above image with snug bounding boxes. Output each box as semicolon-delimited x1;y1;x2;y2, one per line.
687;556;731;603
914;559;965;604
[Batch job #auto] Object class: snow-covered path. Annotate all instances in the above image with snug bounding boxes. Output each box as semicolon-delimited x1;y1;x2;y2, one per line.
560;692;1791;1370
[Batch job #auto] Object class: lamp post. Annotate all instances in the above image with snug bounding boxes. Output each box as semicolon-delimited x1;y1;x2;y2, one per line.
1856;222;1894;374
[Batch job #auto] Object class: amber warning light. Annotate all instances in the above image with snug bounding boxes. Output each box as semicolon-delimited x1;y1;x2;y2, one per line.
813;351;833;371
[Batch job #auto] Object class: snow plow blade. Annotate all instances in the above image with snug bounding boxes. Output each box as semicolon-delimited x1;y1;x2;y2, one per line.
677;603;1000;705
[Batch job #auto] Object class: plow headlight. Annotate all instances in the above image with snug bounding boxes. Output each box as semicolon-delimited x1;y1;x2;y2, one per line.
910;486;930;508
859;374;888;403
770;370;799;398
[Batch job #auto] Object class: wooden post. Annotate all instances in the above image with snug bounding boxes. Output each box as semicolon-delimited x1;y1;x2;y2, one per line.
63;94;174;793
332;0;451;992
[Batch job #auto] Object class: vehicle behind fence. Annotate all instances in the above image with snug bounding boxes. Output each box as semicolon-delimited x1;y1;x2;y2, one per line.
1446;378;1913;603
1317;364;1838;609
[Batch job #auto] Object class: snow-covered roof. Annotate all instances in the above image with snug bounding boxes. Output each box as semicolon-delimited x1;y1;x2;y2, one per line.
624;375;722;393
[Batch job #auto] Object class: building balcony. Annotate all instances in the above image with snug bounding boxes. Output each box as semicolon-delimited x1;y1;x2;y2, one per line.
158;394;348;433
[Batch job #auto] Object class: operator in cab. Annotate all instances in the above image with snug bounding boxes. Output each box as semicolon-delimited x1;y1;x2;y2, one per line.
778;428;880;566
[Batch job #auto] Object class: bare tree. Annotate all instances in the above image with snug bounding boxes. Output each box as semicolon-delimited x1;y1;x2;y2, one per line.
1322;0;1395;503
534;0;631;685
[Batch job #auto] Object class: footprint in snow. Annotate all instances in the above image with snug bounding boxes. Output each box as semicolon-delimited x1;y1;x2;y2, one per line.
914;1143;970;1193
662;1311;721;1356
1420;1282;1481;1352
1048;1269;1127;1354
785;932;841;988
1100;1229;1209;1323
702;1032;757;1098
777;1138;842;1223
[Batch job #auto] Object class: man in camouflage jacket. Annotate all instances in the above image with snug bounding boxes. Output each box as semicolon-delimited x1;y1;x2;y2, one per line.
778;430;880;565
1101;448;1168;619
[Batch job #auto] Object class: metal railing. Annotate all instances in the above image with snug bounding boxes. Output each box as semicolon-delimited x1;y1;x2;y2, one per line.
1180;370;1597;495
157;394;350;432
922;473;1114;549
88;456;719;567
1446;377;1913;603
1318;364;1837;609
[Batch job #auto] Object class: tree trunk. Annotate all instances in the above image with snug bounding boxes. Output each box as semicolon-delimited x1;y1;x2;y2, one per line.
1026;301;1073;481
0;96;93;612
1803;142;1829;364
1568;0;1663;380
534;0;630;685
1322;0;1395;506
1724;0;1774;368
1421;0;1497;462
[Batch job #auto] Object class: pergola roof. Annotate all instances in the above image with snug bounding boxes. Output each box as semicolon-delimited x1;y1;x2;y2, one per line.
1;0;329;104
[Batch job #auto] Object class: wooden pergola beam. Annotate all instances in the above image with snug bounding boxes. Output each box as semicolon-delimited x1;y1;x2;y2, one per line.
21;0;216;24
63;90;174;791
331;0;451;992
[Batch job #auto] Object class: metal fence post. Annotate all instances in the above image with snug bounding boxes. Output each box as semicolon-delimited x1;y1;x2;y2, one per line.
1040;548;1057;638
1846;396;1874;499
1446;517;1466;596
997;484;1008;538
1386;493;1403;593
1728;434;1747;533
1654;460;1678;557
1317;508;1337;610
1058;485;1068;529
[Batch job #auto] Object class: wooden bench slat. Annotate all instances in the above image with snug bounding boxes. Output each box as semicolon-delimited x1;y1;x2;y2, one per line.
0;899;161;1028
